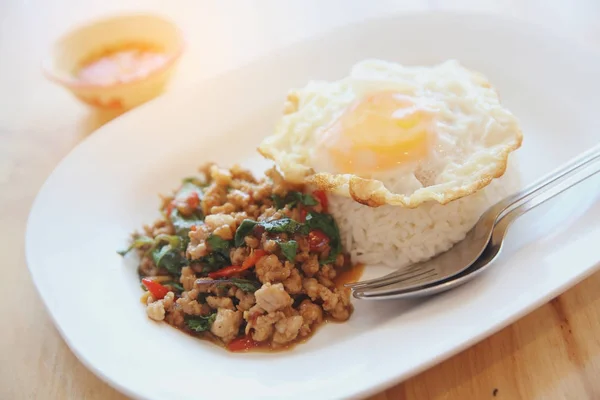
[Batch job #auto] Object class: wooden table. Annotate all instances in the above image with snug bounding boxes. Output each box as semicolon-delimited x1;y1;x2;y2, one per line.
2;1;599;399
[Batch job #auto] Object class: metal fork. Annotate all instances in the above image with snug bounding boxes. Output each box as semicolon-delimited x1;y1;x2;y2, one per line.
346;144;600;297
352;154;600;299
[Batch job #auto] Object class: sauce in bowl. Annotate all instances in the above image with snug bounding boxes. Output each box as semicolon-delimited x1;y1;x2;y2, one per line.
75;43;169;86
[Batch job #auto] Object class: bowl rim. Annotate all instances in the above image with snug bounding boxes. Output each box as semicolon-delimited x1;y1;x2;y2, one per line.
41;12;186;90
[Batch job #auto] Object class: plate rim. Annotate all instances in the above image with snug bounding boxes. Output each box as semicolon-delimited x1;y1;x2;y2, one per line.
25;10;600;400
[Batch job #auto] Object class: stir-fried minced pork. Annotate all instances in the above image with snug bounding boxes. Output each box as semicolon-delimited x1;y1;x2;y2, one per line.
119;164;359;351
211;309;243;343
254;283;292;313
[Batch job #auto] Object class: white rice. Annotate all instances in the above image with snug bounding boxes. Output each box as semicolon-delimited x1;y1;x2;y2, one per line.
329;164;521;268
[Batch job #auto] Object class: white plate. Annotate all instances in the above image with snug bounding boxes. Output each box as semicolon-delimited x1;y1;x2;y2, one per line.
26;12;600;400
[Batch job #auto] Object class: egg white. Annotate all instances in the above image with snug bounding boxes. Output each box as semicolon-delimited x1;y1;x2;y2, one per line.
258;59;522;207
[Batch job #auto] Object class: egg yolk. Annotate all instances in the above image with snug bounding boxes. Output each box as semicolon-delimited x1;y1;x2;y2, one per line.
320;91;430;174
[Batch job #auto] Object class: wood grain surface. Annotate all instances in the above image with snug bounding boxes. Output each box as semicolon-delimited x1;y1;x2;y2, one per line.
1;1;599;399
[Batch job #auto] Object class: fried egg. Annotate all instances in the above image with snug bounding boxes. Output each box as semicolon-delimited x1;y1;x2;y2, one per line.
258;59;522;207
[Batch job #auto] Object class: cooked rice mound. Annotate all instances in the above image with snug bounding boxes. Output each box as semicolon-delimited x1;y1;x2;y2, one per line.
328;163;520;268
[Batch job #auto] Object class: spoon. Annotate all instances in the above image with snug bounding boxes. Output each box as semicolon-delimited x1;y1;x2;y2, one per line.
348;144;600;299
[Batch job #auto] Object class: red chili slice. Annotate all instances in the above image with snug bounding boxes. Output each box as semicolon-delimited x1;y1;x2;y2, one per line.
141;278;170;300
165;201;175;218
207;265;243;279
308;229;330;251
208;249;267;279
312;190;328;212
228;335;258;352
299;207;308;222
186;191;200;209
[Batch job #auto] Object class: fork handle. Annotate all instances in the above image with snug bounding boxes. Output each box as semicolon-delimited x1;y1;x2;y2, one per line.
352;159;600;300
491;144;600;222
493;153;600;239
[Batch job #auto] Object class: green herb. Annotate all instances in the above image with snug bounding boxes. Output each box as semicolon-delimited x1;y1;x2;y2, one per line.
118;234;182;257
175;181;204;202
229;278;261;293
234;218;309;247
206;234;231;254
185;313;217;332
168;181;206;236
147;234;188;274
196;293;208;304
117;236;154;256
181;176;206;187
161;281;184;292
153;234;183;249
272;194;286;209
289;192;318;207
195;252;230;273
151;245;188;274
271;191;318;210
234;219;259;246
217;278;261;293
305;212;342;264
263;218;308;235
196;234;233;272
169;208;204;237
277;240;298;263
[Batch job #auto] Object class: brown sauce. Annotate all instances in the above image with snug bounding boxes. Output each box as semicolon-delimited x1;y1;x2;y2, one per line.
169;263;366;353
334;263;366;288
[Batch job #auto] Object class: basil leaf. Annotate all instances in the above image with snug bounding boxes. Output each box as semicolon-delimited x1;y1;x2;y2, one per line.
185;313;217;332
271;192;317;209
262;218;309;235
168;181;206;236
220;278;261;293
195;234;233;273
175;182;204;203
117;236;154;256
153;234;182;249
195;252;230;273
277;240;298;263
151;244;170;267
305;212;342;264
229;278;261;293
289;192;318;207
206;234;231;254
196;278;260;293
152;245;187;274
169;208;204;237
234;218;309;247
181;176;207;187
161;281;184;292
118;234;182;257
271;194;286;210
234;219;258;247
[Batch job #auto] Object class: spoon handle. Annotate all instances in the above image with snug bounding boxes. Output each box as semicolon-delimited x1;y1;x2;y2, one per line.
353;158;600;300
490;144;600;222
494;153;600;236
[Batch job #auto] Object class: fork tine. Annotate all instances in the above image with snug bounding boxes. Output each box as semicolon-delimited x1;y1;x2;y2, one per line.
346;264;437;290
353;146;600;300
359;268;438;291
345;263;426;289
353;269;439;298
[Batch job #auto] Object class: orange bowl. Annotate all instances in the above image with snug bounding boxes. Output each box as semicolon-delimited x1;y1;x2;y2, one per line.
42;13;185;110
